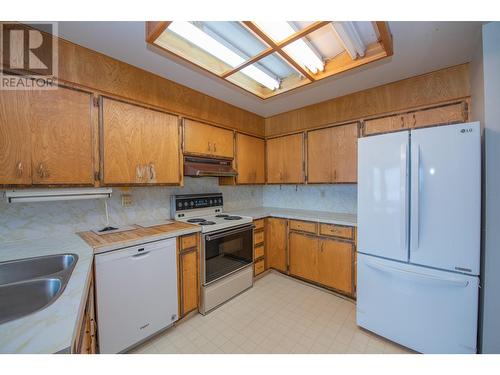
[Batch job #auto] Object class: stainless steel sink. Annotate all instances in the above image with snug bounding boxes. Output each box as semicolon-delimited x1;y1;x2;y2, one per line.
0;253;78;324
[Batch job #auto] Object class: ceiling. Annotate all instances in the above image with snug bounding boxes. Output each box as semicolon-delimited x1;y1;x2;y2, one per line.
56;21;482;117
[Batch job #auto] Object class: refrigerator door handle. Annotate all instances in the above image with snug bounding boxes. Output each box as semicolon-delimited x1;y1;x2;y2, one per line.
400;142;409;252
365;260;469;288
413;144;421;251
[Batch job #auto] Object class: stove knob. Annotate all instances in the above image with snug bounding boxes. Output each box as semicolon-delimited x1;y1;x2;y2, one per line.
184;202;188;207
178;202;182;208
190;201;194;206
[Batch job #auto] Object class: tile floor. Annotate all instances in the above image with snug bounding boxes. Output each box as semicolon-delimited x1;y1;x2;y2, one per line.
129;271;414;354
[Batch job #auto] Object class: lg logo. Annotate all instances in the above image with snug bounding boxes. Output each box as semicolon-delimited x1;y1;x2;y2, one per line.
460;128;473;133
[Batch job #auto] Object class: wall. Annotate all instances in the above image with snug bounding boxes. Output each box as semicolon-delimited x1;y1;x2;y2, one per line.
480;22;500;354
0;178;263;243
265;64;471;136
263;185;357;214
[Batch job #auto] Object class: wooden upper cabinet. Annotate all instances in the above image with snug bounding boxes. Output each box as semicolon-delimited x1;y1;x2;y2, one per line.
235;133;265;184
101;98;180;185
363;113;409;136
363;102;468;136
183;119;234;159
266;133;304;184
0;86;94;185
289;232;319;282
31;88;94;185
266;217;287;273
0;90;32;185
317;237;353;294
409;102;467;129
308;123;358;183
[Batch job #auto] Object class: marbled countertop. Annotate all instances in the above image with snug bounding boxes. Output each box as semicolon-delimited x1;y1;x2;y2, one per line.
0;235;94;354
228;207;357;227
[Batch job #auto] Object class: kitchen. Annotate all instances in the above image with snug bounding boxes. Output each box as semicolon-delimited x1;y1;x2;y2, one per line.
1;1;500;373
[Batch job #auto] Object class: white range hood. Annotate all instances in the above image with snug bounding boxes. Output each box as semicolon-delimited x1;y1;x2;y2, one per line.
4;188;112;203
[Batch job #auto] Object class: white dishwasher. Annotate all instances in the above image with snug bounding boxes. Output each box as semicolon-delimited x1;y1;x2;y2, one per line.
95;237;178;353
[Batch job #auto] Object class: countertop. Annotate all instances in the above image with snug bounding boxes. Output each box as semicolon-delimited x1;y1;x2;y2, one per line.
0;235;94;354
227;207;357;227
78;221;201;253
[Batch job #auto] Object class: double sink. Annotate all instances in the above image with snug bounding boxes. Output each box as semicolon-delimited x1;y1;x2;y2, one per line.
0;254;78;324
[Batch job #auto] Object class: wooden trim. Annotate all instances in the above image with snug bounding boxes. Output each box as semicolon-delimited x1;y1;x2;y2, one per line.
145;22;171;43
375;21;393;57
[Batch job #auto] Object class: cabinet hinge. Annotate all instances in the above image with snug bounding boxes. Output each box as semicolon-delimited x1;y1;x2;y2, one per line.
92;97;100;107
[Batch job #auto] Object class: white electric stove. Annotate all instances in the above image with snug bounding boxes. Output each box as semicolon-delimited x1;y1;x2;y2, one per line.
171;193;254;314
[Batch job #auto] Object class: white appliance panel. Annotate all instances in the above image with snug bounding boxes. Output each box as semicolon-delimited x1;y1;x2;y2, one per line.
358;131;409;261
410;122;481;274
357;253;478;354
95;238;178;353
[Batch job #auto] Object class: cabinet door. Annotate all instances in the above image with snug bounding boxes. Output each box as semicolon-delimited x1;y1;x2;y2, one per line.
235;133;265;184
318;237;353;294
266;133;304;184
409;102;467;129
183;119;234;159
102;98;180;184
282;133;305;183
30;87;94;185
364;114;409;136
331;123;358;183
0;90;32;184
265;136;284;183
180;249;199;316
266;218;287;272
289;232;318;282
307;127;332;183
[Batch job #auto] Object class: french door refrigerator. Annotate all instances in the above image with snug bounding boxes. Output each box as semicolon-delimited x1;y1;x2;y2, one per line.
357;122;481;354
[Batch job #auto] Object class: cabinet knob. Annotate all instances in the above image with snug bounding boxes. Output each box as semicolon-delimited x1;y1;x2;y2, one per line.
148;163;156;182
214;143;217;152
136;164;144;181
207;142;211;152
37;163;48;178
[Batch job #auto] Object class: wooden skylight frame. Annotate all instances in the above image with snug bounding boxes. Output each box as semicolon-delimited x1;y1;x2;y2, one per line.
146;21;393;100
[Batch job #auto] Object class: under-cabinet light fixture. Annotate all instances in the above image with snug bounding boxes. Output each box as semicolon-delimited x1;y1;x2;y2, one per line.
168;21;280;90
5;188;113;203
254;21;325;74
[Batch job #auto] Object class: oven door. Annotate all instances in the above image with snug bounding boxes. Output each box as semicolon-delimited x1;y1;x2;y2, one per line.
202;224;254;285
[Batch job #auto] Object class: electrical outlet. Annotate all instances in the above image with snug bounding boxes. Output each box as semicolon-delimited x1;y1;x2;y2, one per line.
121;194;133;207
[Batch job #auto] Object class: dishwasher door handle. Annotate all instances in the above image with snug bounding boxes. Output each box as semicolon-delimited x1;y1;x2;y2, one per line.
132;251;150;258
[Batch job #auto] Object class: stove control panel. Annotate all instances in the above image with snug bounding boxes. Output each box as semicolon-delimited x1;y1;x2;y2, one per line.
172;193;223;213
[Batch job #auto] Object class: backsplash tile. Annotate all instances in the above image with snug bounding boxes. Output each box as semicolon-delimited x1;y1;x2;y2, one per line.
0;178;262;243
263;184;357;214
0;180;357;244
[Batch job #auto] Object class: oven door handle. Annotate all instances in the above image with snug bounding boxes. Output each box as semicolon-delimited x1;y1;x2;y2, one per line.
205;224;255;241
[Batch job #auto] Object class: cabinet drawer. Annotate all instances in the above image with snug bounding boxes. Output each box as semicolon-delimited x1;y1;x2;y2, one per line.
254;219;264;230
180;234;198;250
254;230;264;245
254;244;265;260
319;223;354;239
254;259;265;275
289;220;317;234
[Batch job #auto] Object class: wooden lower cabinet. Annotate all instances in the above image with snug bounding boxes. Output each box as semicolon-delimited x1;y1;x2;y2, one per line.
266;217;287;273
73;274;97;354
253;219;266;276
318;237;353;295
178;234;199;318
289;232;318;282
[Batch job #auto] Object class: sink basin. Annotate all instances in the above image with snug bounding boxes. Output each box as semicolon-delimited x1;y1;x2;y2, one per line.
0;254;76;285
0;278;62;324
0;253;78;324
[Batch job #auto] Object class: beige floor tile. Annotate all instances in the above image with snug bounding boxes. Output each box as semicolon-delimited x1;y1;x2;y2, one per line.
128;272;414;355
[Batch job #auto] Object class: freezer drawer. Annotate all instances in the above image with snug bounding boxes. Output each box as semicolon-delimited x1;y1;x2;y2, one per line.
357;254;478;354
95;238;178;353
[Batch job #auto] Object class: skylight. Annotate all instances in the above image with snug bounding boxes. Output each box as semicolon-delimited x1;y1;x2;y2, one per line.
146;21;393;99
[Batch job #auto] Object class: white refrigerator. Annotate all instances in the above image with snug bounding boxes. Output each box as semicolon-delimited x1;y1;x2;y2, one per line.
357;122;481;354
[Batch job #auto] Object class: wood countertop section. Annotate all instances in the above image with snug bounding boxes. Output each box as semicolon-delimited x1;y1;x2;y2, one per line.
77;221;200;253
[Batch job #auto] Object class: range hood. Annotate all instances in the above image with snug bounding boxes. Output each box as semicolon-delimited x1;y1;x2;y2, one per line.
184;156;237;177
